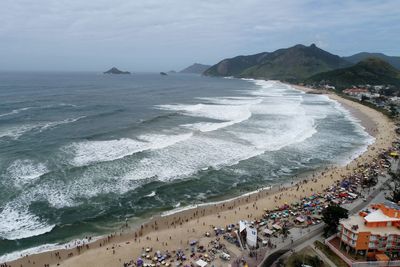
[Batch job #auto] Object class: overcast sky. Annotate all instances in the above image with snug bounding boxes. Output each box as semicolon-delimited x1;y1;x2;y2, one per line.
1;0;399;72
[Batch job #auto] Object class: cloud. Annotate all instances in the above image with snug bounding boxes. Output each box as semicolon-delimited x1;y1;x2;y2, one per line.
0;0;399;71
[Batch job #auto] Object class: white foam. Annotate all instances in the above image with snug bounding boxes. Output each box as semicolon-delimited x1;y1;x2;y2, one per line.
196;96;263;106
157;103;252;122
0;236;102;263
123;80;320;183
287;83;376;166
0;117;86;140
327;98;375;166
0;79;375;246
7;159;49;187
0;204;55;240
145;191;156;197
182;121;238;132
158;98;257;132
0;243;59;263
121;135;261;182
0;107;34;118
161;186;272;217
0;124;38;139
67;133;193;166
39;116;86;132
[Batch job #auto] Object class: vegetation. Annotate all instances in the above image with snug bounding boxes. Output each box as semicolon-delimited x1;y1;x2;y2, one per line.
314;241;348;267
285;252;324;267
281;225;290;238
337;93;393;117
203;52;269;77
203;44;350;82
321;204;348;237
306;57;400;90
387;172;400;203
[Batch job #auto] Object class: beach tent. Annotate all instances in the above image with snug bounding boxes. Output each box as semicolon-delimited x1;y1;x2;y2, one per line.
296;216;305;223
375;253;390;262
196;259;208;267
263;229;273;235
272;224;282;230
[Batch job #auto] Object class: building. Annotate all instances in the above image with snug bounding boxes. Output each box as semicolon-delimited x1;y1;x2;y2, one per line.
343;88;371;99
336;201;400;260
238;220;258;249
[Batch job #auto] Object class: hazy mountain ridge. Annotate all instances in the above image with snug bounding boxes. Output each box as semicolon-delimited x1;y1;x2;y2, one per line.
180;63;211;74
343;52;400;70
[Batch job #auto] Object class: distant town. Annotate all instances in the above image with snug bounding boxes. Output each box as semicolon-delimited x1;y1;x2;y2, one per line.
303;82;400;117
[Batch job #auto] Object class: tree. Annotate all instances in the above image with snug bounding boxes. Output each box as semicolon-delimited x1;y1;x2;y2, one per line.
387;172;400;203
292;255;323;267
281;225;290;238
389;103;398;117
322;204;348;237
361;94;369;102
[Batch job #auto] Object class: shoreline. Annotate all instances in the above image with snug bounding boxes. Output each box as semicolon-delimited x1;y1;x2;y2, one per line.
2;82;397;267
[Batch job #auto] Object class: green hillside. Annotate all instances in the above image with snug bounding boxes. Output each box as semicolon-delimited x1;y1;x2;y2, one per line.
306;57;400;89
203;44;350;82
203;52;269;76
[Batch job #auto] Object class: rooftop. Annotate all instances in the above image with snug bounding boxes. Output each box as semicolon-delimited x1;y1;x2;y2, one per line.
383;200;400;211
364;209;400;223
341;214;400;235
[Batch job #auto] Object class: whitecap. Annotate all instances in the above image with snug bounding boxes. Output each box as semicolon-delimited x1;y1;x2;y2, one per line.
39;116;86;132
145;191;156;197
67;133;193;166
0;124;39;139
0;204;55;240
0;107;34;118
7;159;49;187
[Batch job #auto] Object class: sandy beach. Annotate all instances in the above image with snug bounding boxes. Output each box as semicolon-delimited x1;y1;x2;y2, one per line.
2;84;397;267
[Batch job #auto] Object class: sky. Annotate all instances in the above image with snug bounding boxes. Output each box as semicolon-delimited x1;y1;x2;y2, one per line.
1;0;399;72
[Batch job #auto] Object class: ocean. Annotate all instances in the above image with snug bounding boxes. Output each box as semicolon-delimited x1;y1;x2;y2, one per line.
0;72;373;259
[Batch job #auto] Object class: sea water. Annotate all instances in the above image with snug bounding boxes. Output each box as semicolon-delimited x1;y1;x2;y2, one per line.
0;72;373;259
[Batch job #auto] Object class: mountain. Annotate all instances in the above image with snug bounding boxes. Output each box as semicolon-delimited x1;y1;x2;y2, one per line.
203;52;269;77
203;44;350;82
306;58;400;89
103;67;130;74
180;63;211;74
343;52;400;70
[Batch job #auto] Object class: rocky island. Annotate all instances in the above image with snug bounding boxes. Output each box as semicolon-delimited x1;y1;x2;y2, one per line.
103;67;130;74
